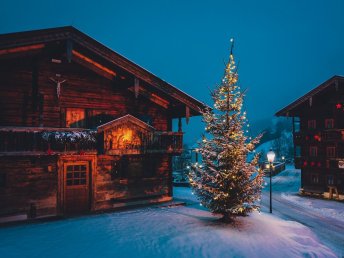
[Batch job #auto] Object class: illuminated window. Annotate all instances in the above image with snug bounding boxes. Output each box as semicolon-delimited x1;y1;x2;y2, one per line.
66;108;85;128
308;120;316;129
326;147;336;158
325;119;334;129
309;146;318;157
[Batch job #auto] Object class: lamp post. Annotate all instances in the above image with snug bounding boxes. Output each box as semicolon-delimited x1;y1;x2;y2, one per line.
267;149;276;213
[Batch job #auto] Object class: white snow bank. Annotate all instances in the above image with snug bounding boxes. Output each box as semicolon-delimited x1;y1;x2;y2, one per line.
281;193;344;223
0;187;336;258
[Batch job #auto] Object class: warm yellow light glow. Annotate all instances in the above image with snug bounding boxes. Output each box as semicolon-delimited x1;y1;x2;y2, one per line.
122;128;133;142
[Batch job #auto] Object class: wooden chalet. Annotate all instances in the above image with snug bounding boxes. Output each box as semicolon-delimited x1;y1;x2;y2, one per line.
0;26;206;219
276;76;344;199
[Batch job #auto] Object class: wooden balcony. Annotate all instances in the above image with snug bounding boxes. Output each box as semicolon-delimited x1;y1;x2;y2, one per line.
0;127;97;155
322;130;344;142
97;114;183;155
0;127;183;156
99;131;183;155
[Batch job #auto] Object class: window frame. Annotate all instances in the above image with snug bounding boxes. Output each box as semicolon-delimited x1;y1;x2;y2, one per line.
311;174;319;184
325;119;334;129
308;119;316;129
65;108;86;128
326;146;336;158
309;146;318;157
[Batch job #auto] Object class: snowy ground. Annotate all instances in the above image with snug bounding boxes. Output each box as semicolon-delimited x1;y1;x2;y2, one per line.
0;186;338;258
261;166;344;256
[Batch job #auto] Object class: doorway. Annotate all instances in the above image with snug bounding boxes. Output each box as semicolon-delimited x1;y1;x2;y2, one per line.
63;161;90;214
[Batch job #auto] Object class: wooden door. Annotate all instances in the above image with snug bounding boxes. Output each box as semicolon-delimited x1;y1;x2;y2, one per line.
64;162;90;214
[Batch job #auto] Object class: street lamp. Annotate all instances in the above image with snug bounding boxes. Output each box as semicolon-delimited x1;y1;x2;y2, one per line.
267;149;276;213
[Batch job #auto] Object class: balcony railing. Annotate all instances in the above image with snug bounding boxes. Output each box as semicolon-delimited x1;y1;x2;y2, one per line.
322;130;344;141
0;127;183;155
293;130;344;144
101;131;183;155
0;127;97;154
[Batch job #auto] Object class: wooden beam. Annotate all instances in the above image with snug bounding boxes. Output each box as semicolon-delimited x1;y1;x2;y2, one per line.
66;40;73;63
185;106;190;124
0;44;45;55
128;86;169;109
72;50;116;77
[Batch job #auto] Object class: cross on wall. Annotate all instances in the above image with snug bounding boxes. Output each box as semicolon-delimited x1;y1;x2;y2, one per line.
49;75;67;99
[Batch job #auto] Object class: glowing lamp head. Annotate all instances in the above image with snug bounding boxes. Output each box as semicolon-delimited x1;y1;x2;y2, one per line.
267;149;276;163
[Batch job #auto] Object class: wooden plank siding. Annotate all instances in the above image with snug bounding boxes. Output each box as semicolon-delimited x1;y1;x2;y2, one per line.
0;27;207;219
277;76;344;196
0;155;58;217
94;154;171;211
0;53;170;131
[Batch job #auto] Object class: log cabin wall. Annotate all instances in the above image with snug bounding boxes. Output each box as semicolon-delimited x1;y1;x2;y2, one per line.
0;49;170;131
285;78;344;195
0;27;207;219
0;155;58;218
95;154;171;211
0;44;173;218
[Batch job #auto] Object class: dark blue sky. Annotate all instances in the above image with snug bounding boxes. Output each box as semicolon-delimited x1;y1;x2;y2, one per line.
1;0;344;144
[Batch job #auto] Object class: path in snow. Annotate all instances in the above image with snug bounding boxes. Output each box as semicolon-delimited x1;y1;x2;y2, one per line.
261;167;344;256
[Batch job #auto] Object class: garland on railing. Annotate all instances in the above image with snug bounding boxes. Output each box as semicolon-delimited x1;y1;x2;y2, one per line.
41;131;97;144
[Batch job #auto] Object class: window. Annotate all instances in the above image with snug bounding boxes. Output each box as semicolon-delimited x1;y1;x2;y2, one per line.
311;175;319;184
66;108;86;128
327;175;334;185
137;114;153;125
87;110;114;129
65;164;88;186
0;173;6;187
325;119;334;129
294;117;300;132
309;146;318;157
326;147;336;158
308;120;316;129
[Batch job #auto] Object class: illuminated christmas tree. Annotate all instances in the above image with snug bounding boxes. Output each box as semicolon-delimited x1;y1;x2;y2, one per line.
189;39;263;221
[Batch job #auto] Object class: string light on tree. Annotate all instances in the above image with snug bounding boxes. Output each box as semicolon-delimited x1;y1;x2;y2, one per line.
189;38;263;222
